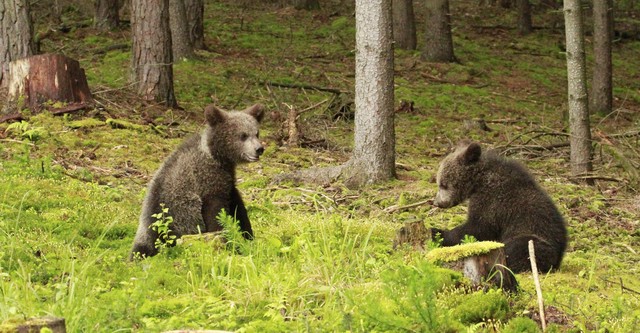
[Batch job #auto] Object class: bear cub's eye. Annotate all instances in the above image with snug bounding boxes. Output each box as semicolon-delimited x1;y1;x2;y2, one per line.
439;183;448;190
240;133;248;141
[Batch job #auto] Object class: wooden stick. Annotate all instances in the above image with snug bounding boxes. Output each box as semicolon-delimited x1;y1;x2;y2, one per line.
529;240;546;331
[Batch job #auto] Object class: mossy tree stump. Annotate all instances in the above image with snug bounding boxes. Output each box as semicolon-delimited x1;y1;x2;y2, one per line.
426;241;519;292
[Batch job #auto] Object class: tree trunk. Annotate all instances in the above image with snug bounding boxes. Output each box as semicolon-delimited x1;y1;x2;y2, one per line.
517;0;533;35
423;0;456;62
0;0;35;87
293;0;320;10
591;0;613;116
131;0;178;107
342;0;396;188
564;0;593;182
94;0;119;31
392;0;417;50
169;0;195;60
184;0;205;50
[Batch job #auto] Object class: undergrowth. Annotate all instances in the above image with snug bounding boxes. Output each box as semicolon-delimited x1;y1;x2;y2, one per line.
1;0;639;332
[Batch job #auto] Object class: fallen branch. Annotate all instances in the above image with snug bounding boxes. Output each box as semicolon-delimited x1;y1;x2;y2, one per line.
598;277;640;295
529;240;547;331
609;130;640;138
383;199;434;214
0;138;36;146
49;103;91;115
94;43;129;55
498;142;570;155
570;174;623;182
262;81;343;95
0;113;24;124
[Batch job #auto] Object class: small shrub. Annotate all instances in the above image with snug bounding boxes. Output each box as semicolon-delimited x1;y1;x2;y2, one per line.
502;317;541;333
451;289;510;324
150;204;176;251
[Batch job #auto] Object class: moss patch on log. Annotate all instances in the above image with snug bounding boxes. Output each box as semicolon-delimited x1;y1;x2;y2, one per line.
426;241;505;263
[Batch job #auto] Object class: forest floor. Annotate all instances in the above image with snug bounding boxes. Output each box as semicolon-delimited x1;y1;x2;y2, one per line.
1;1;639;332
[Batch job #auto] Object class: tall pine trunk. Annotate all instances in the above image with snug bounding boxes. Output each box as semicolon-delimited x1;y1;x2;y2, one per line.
342;0;396;188
0;0;35;87
517;0;533;35
392;0;417;50
169;0;194;60
423;0;456;62
591;0;613;116
185;0;205;50
564;0;593;182
94;0;119;31
131;0;177;107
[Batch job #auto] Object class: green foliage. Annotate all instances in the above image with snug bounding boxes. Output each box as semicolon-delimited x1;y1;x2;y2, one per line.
151;204;177;251
6;121;47;142
450;289;510;324
502;317;541;333
352;259;463;332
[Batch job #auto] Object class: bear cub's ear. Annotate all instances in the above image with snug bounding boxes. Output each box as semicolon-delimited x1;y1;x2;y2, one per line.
243;104;265;123
204;104;227;126
461;141;482;164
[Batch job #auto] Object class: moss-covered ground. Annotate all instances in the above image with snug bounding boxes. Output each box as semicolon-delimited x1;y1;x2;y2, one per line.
1;1;639;332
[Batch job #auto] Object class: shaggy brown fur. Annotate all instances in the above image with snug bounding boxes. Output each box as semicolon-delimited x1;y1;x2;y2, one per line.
130;104;264;259
432;141;568;273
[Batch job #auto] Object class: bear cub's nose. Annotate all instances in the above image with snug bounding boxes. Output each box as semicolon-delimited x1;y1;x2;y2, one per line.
256;147;265;156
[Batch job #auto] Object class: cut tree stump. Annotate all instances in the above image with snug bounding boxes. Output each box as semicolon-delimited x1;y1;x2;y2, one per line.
393;221;431;251
6;53;93;111
426;241;519;292
0;316;67;333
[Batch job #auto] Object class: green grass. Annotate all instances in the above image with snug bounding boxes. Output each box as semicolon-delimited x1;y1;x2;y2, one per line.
1;0;640;332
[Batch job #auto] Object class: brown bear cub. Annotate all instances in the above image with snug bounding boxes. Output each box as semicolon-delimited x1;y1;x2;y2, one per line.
432;140;567;273
130;104;265;259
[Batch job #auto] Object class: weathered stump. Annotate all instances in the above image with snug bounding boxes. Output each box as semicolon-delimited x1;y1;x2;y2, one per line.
426;241;519;292
7;53;93;111
0;316;67;333
393;221;431;251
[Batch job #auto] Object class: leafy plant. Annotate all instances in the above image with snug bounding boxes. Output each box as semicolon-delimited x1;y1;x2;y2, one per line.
6;121;47;142
151;204;177;251
461;234;478;244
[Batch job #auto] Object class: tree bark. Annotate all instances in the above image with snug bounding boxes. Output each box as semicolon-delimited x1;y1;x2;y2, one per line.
423;0;456;62
517;0;533;35
392;0;417;50
0;0;35;87
169;0;195;60
94;0;119;31
131;0;178;107
342;0;396;188
564;0;593;182
184;0;205;50
591;0;613;116
7;54;93;110
293;0;320;10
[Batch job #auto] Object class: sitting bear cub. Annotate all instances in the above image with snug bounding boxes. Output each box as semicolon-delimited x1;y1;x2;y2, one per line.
432;140;567;273
130;104;265;259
